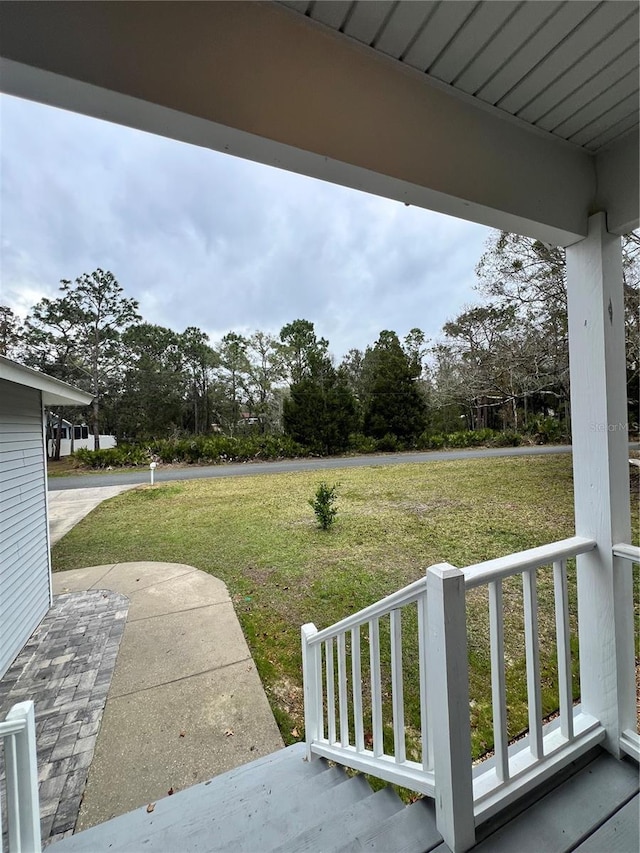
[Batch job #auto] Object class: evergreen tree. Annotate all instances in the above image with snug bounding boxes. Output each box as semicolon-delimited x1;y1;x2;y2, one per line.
363;330;427;442
283;356;356;454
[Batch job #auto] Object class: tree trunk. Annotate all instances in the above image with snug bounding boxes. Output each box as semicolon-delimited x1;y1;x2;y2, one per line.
45;412;53;460
54;410;64;461
93;396;100;450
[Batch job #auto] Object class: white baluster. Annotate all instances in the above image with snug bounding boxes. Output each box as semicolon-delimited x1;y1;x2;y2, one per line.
337;633;349;747
369;617;383;757
390;609;405;763
553;560;574;741
351;626;365;752
523;569;543;759
489;580;509;782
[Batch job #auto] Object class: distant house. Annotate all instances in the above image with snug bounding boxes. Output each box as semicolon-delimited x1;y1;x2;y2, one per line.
46;414;116;457
0;356;93;678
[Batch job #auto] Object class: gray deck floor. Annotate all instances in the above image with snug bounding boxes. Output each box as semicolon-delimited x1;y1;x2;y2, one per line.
465;749;639;853
48;744;638;852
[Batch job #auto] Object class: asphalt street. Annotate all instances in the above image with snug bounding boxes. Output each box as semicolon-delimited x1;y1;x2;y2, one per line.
48;444;589;490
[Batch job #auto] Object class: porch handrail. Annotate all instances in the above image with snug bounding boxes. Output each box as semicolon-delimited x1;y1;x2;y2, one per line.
305;576;427;647
0;700;41;853
463;535;596;588
612;542;640;562
612;541;640;762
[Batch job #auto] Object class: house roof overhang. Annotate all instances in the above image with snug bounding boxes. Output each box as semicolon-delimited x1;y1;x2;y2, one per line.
0;1;637;246
0;356;94;407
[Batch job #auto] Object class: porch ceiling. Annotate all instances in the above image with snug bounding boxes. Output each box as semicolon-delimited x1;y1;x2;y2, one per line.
280;1;639;155
0;1;637;245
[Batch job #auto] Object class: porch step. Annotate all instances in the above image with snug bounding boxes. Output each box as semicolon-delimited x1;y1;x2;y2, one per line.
336;796;443;853
48;743;442;852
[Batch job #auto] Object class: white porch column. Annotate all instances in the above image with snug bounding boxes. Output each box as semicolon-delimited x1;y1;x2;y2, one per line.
566;211;635;755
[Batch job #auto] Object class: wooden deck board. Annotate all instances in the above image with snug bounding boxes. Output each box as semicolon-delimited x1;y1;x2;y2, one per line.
573;794;640;853
471;753;639;852
49;746;638;853
431;752;639;853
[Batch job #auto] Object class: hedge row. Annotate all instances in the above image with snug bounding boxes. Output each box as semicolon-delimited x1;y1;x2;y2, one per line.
73;434;308;468
72;428;526;469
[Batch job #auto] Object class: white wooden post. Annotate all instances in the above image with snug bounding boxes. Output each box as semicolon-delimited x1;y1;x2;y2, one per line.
301;623;321;761
427;564;475;853
566;211;635;754
4;701;41;853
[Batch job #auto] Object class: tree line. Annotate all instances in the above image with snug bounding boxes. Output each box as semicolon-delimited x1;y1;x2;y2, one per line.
1;231;637;458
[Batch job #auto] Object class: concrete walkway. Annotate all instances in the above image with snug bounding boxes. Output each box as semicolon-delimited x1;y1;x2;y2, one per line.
52;563;284;832
48;486;137;545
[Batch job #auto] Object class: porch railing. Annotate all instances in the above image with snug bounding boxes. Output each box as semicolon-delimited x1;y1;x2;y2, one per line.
464;536;602;823
0;701;41;853
301;576;436;795
302;535;604;852
613;541;640;763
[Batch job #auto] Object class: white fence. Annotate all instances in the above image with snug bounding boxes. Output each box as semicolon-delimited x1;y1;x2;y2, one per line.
0;701;40;853
302;535;605;852
47;435;116;458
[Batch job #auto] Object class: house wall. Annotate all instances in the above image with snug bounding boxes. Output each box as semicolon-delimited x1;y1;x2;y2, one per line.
0;378;51;678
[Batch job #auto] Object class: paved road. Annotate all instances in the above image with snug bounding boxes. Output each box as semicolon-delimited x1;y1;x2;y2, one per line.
48;444;583;490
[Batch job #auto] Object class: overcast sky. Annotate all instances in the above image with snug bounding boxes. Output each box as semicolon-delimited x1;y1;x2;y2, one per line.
1;93;493;361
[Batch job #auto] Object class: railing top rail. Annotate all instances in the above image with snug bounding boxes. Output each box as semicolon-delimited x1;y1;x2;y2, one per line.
463;536;596;589
613;542;640;562
309;576;427;645
0;719;27;737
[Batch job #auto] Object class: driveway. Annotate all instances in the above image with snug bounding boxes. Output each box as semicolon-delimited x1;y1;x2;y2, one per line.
48;486;137;544
48;444;581;491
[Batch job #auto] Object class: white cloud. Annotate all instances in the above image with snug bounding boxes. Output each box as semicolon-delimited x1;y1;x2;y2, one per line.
1;94;492;359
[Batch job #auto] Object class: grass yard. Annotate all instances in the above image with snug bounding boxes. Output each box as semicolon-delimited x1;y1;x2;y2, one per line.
52;454;639;763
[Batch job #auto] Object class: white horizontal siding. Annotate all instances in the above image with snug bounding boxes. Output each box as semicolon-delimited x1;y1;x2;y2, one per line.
0;459;46;488
0;478;45;508
0;445;43;465
0;515;48;561
0;500;44;536
1;546;50;607
0;378;50;678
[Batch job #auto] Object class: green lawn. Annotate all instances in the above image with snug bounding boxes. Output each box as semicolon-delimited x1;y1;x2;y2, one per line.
52;454;638;760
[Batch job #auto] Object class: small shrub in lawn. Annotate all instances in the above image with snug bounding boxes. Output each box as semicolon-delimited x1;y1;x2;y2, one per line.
309;482;339;530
